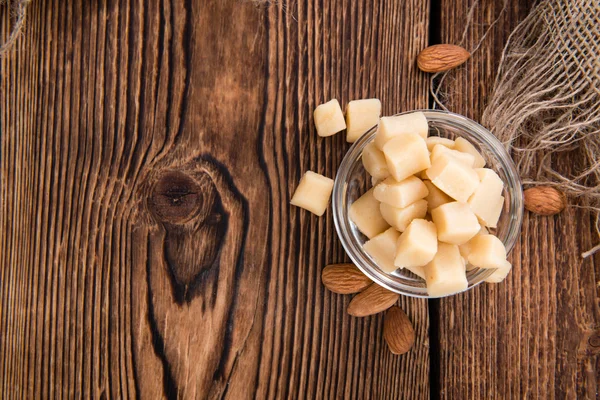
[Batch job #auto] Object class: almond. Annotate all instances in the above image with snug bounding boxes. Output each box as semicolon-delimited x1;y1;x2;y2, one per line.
417;44;470;73
383;306;415;355
524;186;566;216
322;263;372;294
347;283;399;317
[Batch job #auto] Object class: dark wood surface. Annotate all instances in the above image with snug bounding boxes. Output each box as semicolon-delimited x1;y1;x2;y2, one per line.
0;0;598;399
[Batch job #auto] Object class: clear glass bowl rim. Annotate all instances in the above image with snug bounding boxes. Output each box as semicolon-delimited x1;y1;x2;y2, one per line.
332;109;524;298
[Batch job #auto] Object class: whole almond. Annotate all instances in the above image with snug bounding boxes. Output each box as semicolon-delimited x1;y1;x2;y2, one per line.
417;44;470;73
384;306;415;355
347;283;399;317
524;186;566;216
322;263;372;294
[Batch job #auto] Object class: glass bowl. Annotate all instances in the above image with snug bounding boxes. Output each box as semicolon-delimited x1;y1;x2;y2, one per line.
332;109;523;298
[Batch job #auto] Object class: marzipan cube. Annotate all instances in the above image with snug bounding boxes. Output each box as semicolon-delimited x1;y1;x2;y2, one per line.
379;199;428;232
423;180;452;211
373;176;429;208
424;242;468;297
459;226;489;270
349;188;389;238
290;171;334;216
484;260;512;283
431;202;480;245
374;112;429;149
314;99;346;137
430;144;475;167
426;136;455;152
362;142;390;180
426;155;479;202
382;133;431;182
454;137;486;168
345;99;381;143
468;168;505;228
394;219;437;269
466;234;508;269
363;227;401;273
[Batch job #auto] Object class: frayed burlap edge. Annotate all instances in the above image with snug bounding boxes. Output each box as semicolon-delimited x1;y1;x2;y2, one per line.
0;0;30;56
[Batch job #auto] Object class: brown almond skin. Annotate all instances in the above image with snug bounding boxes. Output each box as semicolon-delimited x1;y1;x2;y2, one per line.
417;44;470;73
347;283;399;317
322;263;372;294
524;186;566;216
384;306;416;355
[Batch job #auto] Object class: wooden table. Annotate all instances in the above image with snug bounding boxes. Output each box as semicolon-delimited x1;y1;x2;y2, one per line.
1;0;599;398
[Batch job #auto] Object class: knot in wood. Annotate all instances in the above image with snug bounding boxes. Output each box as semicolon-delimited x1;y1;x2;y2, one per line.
589;331;600;348
149;171;202;224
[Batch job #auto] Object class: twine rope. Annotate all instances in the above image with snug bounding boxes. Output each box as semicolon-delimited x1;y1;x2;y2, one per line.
0;0;30;56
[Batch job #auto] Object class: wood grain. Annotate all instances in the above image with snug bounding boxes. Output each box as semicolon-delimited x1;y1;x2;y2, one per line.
1;0;432;398
435;0;600;398
6;0;596;399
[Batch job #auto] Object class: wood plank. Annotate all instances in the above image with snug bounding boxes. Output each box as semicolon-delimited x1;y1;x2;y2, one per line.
435;1;600;398
0;0;432;398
